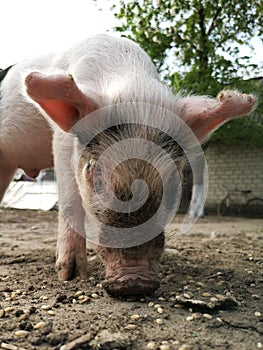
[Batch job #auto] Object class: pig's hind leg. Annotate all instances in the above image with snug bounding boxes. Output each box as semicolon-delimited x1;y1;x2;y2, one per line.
0;152;17;203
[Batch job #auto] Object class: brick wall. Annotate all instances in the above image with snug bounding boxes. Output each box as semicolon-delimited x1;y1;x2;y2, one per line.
204;145;263;209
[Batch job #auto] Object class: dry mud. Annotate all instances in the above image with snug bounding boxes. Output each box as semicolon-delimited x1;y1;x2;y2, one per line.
0;209;262;350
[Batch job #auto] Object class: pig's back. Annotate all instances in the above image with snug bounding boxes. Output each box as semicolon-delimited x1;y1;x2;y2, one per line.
0;53;54;172
58;34;158;80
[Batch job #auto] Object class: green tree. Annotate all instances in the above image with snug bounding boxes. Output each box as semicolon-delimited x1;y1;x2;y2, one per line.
112;0;263;145
114;0;262;93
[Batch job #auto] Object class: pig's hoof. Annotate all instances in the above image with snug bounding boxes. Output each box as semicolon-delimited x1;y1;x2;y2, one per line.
56;258;87;281
57;266;87;281
103;277;160;298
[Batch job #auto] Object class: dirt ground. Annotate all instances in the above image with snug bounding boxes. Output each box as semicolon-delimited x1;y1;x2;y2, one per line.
0;209;262;350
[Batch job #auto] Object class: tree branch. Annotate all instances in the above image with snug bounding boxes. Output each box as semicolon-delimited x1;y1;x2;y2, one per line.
207;5;224;36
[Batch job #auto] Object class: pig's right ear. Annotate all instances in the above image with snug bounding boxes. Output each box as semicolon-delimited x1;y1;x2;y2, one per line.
179;90;256;142
25;72;100;132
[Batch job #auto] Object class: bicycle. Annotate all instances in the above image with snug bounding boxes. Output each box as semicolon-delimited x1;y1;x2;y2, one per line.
217;186;263;218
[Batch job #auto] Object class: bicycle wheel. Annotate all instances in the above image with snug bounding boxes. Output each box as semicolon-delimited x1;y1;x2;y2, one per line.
217;198;233;216
246;198;263;218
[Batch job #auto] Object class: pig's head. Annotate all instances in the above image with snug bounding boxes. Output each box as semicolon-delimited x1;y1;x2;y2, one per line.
25;72;256;297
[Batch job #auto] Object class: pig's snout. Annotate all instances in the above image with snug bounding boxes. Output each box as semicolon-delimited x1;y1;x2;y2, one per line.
102;265;160;297
98;233;164;298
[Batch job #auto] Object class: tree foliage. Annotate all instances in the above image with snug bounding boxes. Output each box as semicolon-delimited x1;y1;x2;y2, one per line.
112;0;263;145
114;1;262;91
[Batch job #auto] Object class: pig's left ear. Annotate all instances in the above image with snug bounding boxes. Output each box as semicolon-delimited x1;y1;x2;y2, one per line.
25;72;100;132
179;90;256;141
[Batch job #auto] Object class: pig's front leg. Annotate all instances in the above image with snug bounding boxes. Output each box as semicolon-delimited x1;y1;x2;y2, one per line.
56;203;87;280
54;139;87;280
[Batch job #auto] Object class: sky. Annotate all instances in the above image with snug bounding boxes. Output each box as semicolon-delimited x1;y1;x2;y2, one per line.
0;0;118;67
0;0;262;76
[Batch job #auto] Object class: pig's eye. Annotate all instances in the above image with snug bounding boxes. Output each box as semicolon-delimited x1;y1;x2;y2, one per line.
85;160;103;192
84;159;96;182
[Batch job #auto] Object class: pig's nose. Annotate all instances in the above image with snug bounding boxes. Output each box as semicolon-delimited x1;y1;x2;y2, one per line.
103;276;160;298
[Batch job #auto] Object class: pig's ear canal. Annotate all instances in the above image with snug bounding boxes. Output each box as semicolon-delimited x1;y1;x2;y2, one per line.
25;72;99;132
180;90;256;141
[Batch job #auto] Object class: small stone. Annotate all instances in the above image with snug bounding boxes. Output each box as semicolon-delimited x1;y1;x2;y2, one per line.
257;342;262;348
178;345;191;350
215;294;224;300
18;312;29;321
146;341;157;349
47;310;55;316
79;296;89;304
154;304;162;309
217;280;225;286
160;345;170;350
40;295;48;300
41;304;51;310
89;329;131;349
203;313;213;320
75;290;84;297
91;293;99;299
187;313;197;321
33;321;46;329
148;302;154;307
202;292;211;297
210;297;218;302
186;315;194;321
158;297;166;301
172;340;180;345
130;314;140;320
4;307;15;313
183;292;193;299
196;281;204;287
15;330;29;337
255;311;261;317
155;318;163;325
210;231;217;239
124;324;137;330
0;310;5;318
11;292;17;300
157;307;164;314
